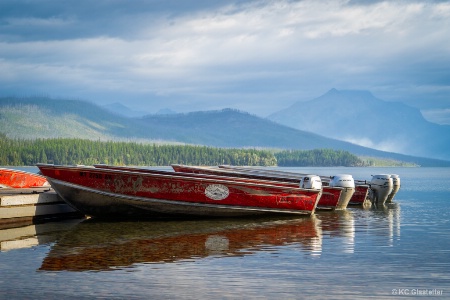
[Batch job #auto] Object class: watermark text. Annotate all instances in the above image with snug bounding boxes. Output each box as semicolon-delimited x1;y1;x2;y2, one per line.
392;288;443;296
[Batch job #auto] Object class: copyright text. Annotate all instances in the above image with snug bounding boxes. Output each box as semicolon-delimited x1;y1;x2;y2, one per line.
392;289;443;296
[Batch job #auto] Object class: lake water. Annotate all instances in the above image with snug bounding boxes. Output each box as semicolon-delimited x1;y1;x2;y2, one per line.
1;167;449;299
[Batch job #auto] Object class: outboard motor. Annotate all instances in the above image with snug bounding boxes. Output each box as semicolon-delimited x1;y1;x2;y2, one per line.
386;174;401;203
329;174;355;188
369;174;393;204
329;174;356;209
299;175;322;191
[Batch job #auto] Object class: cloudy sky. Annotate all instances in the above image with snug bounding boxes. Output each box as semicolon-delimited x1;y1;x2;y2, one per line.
1;0;449;121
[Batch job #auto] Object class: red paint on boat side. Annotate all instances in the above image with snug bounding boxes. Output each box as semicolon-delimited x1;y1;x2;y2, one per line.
38;164;320;213
170;165;340;209
0;168;49;188
350;185;370;203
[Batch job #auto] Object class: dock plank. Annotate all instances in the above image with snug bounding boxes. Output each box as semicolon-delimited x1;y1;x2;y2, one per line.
0;203;77;219
0;191;61;206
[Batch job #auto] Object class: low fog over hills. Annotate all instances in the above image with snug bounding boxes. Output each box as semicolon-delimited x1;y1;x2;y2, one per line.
268;89;450;161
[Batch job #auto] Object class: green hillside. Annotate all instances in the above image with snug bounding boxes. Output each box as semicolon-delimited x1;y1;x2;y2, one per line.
1;96;449;167
0;97;143;141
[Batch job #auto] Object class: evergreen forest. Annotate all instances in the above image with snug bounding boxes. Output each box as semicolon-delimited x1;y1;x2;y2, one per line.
275;149;363;167
0;134;364;167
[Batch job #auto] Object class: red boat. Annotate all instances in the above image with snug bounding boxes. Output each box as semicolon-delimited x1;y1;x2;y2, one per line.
93;164;342;210
171;164;355;210
37;164;323;218
0;167;49;188
215;165;398;205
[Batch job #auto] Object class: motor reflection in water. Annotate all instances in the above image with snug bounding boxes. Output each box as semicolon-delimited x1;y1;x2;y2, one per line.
317;209;356;254
363;202;401;247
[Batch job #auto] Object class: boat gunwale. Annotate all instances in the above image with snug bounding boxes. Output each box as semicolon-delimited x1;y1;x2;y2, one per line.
218;165;372;186
218;165;333;180
170;164;345;192
95;164;339;192
37;164;321;194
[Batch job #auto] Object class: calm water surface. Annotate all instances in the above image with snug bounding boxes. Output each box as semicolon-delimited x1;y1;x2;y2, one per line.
1;167;449;299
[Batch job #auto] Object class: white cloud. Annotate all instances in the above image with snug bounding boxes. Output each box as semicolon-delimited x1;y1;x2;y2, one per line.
0;0;449;114
421;108;450;125
432;2;450;17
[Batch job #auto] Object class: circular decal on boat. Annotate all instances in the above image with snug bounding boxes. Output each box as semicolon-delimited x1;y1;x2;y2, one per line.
205;184;229;200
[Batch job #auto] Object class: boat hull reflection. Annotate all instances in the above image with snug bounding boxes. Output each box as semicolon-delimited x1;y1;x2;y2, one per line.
40;216;322;272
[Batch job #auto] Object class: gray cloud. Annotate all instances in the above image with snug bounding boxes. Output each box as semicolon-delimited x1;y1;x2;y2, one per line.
0;0;449;118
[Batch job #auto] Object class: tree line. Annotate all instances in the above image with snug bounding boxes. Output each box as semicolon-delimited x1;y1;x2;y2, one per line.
275;149;364;167
0;134;364;167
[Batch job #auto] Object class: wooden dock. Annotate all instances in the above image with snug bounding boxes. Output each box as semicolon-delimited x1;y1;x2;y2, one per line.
0;187;83;229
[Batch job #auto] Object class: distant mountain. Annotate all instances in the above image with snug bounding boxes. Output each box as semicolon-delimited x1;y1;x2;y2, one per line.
156;108;177;115
268;89;450;161
103;102;150;118
103;102;175;117
1;96;449;166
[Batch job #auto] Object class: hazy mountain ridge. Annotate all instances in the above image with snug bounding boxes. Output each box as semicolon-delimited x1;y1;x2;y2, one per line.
103;103;176;117
268;89;450;161
137;109;336;147
1;96;449;167
0;97;144;140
